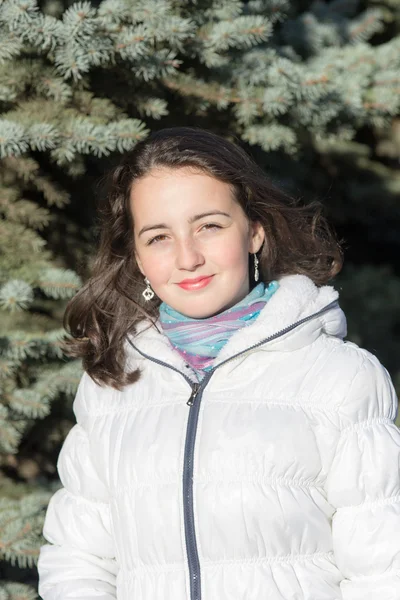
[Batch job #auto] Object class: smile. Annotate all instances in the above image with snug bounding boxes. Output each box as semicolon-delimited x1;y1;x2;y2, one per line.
177;276;214;291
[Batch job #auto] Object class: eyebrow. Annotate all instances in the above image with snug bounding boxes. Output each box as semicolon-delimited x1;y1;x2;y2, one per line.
138;210;231;237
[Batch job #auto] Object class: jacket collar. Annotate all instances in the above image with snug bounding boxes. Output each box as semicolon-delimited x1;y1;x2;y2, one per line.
126;274;347;376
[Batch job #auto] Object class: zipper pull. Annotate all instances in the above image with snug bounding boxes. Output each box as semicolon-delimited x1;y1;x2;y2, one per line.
187;383;200;407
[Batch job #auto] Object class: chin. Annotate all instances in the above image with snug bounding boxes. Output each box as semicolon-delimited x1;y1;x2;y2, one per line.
186;303;229;319
180;309;216;319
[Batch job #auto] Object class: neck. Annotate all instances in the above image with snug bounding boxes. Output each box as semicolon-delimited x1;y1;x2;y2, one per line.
158;280;279;377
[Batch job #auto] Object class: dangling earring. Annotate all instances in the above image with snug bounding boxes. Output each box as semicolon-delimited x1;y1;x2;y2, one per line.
254;253;259;282
142;277;155;301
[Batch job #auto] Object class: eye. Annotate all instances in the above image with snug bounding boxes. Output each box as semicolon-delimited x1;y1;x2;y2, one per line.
200;223;222;231
146;234;168;245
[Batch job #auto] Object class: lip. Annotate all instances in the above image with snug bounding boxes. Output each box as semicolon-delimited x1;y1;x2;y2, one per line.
177;275;214;290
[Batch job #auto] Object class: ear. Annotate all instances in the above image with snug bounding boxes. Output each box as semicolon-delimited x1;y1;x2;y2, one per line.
135;251;145;277
248;220;265;254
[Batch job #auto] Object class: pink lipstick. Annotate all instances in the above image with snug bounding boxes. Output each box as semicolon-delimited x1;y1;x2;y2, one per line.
177;275;214;291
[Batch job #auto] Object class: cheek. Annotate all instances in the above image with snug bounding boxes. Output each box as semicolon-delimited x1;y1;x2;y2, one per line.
211;236;248;269
138;251;174;284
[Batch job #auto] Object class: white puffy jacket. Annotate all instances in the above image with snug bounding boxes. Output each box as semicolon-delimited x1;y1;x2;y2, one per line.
38;274;400;600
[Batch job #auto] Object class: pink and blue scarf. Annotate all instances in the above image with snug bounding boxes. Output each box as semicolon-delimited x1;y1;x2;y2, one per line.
159;280;279;378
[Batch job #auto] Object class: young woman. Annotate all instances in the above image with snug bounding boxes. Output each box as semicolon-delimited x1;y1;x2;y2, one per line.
38;127;400;600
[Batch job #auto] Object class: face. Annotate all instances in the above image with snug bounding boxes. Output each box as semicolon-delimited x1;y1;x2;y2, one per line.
131;167;265;318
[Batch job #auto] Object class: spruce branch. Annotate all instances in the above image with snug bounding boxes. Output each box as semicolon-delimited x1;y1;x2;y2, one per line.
0;582;37;600
0;358;18;382
54;43;92;80
0;0;38;31
2;156;70;208
7;390;51;421
97;0;132;26
28;123;60;152
21;13;62;51
200;15;273;55
2;333;43;362
149;15;196;49
0;223;50;276
0;492;51;568
36;72;73;103
131;48;182;82
1;156;40;184
0;121;29;158
204;0;243;20
0;60;27;103
0;406;23;454
61;1;97;40
136;97;169;119
242;123;298;154
0;281;34;313
163;73;240;108
246;0;290;24
55;116;149;159
0;199;52;230
38;330;68;360
33;359;83;398
0;27;23;63
348;8;386;43
130;0;178;25
114;24;154;61
261;87;293;117
32;174;70;208
36;268;82;300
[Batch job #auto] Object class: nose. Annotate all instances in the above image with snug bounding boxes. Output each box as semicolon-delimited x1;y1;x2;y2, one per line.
175;239;205;271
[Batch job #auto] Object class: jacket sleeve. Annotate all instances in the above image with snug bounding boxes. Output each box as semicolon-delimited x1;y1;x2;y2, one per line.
324;350;400;600
37;373;117;600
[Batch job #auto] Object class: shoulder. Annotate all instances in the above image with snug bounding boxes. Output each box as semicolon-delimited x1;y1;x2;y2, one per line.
321;340;398;426
72;370;123;426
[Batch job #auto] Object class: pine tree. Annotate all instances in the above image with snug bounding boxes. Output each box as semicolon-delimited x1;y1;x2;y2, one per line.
0;0;399;596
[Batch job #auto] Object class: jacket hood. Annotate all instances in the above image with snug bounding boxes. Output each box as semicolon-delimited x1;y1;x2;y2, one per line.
126;274;347;375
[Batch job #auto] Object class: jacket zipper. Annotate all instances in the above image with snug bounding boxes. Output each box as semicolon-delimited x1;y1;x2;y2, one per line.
187;383;200;406
126;298;339;600
181;371;213;600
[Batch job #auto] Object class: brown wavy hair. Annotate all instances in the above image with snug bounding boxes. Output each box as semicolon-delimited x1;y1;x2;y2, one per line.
62;126;343;390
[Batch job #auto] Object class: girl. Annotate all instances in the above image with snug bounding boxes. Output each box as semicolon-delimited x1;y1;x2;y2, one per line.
38;127;400;600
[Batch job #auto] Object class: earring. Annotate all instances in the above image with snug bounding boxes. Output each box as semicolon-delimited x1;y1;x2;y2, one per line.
254;253;259;282
142;277;155;301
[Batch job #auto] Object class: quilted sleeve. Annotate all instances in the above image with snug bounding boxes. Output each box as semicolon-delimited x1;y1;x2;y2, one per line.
37;375;117;600
324;351;400;600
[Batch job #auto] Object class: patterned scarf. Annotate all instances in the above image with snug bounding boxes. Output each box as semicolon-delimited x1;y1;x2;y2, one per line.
159;280;279;378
